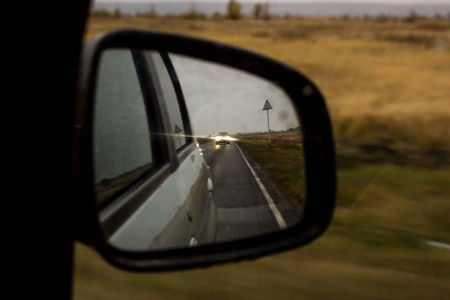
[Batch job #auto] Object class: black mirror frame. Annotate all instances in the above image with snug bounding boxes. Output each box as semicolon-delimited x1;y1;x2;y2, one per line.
74;29;336;272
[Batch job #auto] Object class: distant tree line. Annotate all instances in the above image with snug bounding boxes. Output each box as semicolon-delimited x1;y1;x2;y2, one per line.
91;0;270;20
91;7;123;18
342;10;450;23
91;2;449;22
235;127;302;136
253;3;271;20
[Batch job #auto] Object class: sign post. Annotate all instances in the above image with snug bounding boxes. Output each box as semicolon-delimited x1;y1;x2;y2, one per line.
262;99;273;147
174;124;182;147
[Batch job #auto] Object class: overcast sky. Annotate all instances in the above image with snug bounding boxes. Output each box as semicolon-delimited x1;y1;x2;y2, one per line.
169;54;300;136
96;0;449;3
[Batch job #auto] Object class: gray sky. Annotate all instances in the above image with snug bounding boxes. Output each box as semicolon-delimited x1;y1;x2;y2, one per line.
169;54;300;137
96;0;449;3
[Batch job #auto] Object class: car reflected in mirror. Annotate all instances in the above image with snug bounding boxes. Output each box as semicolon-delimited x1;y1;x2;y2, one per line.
93;49;306;251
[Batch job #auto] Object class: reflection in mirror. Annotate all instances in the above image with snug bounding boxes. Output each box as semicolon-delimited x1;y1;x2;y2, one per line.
94;49;153;206
93;49;306;252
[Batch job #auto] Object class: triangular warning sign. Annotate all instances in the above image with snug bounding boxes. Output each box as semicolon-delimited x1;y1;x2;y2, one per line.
262;99;273;111
174;125;182;134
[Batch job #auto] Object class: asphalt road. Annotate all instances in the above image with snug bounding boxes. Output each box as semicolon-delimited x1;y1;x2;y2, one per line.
200;141;303;243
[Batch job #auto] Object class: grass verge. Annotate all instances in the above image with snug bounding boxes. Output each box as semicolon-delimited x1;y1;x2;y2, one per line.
236;131;306;204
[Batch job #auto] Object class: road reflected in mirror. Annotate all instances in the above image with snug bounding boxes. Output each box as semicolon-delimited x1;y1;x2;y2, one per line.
93;49;306;252
171;54;306;243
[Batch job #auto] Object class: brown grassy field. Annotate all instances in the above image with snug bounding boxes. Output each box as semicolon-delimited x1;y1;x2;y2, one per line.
75;16;450;300
84;15;450;156
236;130;306;203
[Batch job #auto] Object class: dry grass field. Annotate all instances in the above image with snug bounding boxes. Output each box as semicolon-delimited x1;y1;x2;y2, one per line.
75;15;450;300
84;16;450;153
85;16;450;165
236;130;306;203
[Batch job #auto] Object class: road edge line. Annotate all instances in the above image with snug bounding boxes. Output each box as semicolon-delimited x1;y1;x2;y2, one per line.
236;143;288;230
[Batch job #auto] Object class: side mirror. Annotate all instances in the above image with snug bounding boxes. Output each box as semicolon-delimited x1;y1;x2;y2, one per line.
75;30;336;271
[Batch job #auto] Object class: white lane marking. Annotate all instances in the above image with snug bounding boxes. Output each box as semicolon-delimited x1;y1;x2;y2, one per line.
424;240;450;250
236;144;287;230
201;144;216;152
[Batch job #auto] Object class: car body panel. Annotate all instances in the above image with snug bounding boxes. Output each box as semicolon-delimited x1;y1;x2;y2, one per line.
108;143;216;251
93;49;218;251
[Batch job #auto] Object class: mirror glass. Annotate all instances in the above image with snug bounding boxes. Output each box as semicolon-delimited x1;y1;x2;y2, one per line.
93;49;306;252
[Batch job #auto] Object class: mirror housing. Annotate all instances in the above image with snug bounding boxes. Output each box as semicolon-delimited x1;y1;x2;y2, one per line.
75;30;336;271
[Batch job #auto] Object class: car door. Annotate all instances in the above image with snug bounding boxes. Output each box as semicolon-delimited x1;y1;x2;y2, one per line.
94;48;217;251
146;51;218;247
